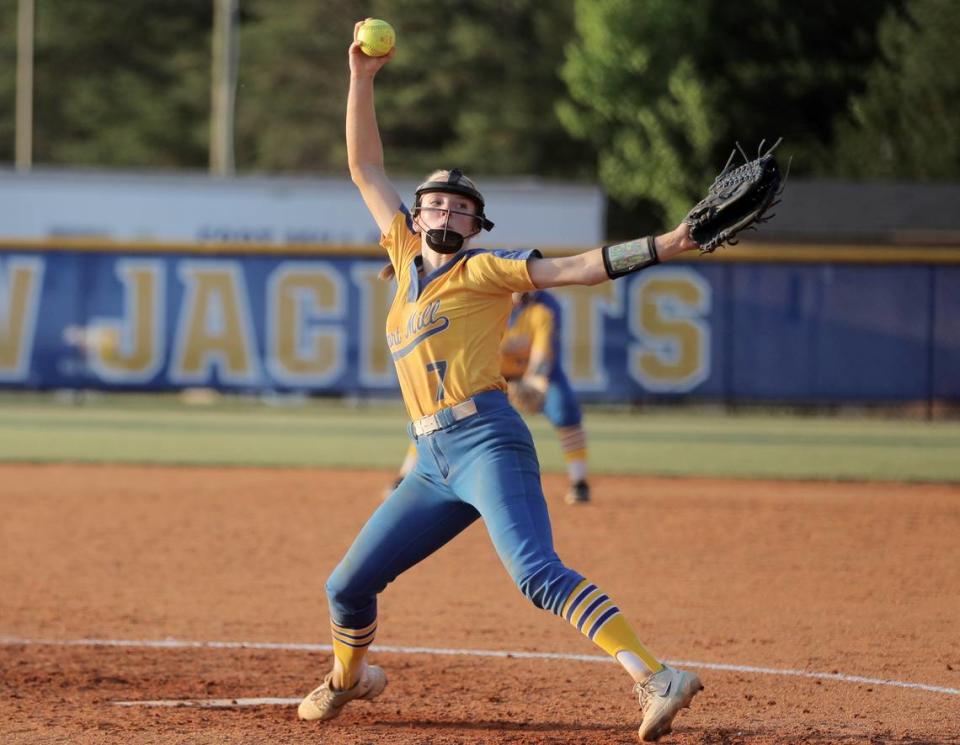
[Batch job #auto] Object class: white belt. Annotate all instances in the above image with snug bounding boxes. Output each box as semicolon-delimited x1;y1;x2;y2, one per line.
412;399;479;436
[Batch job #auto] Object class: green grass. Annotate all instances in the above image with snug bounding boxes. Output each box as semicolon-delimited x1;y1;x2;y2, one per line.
0;392;958;482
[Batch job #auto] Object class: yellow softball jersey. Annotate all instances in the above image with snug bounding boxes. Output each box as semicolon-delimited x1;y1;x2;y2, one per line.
381;209;541;420
500;300;555;380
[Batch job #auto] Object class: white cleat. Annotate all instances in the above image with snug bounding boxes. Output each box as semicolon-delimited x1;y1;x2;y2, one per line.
297;665;387;722
635;665;703;742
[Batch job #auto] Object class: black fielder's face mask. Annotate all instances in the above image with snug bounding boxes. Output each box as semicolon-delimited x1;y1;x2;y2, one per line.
413;168;495;255
425;227;464;254
418;207;481;254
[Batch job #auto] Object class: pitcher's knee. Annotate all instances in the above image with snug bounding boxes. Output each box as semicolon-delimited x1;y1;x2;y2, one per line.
516;561;583;614
324;571;348;606
325;567;376;623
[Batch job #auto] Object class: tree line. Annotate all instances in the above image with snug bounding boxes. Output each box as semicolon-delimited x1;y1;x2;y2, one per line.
0;0;956;234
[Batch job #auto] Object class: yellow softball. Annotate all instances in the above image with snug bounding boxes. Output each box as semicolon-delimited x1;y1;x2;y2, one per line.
357;19;395;57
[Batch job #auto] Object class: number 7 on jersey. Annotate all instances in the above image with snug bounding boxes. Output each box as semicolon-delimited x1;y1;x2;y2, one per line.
426;360;447;402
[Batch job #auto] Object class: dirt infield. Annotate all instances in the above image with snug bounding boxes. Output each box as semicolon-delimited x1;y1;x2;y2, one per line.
2;464;958;744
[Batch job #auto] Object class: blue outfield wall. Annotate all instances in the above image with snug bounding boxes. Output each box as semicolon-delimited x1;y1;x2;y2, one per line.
0;248;958;402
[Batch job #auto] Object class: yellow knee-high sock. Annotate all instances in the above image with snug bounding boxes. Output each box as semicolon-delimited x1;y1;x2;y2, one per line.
561;579;662;674
330;619;377;689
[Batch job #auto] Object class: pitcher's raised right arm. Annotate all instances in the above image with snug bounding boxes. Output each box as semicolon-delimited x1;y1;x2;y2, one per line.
346;19;401;236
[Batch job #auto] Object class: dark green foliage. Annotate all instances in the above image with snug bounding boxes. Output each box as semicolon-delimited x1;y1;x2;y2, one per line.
233;0;593;179
559;0;900;224
0;2;16;159
826;0;960;180
234;0;358;174
364;0;592;179
0;1;593;178
28;0;211;168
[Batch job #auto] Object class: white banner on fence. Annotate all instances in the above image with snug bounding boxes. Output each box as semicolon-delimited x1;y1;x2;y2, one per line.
0;168;603;248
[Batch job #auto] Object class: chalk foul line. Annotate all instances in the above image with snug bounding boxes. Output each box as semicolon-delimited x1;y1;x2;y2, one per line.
0;634;955;707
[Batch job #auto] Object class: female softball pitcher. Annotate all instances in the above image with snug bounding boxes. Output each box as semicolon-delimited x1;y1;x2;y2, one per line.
298;20;705;742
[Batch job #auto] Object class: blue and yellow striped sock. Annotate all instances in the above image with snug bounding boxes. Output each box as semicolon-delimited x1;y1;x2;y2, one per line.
557;425;588;483
561;579;663;674
330;619;377;689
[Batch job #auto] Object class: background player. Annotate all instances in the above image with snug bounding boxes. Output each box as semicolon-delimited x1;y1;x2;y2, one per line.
297;19;709;742
502;289;590;504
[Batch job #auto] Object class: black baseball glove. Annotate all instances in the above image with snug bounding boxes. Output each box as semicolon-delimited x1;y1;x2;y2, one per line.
684;139;787;253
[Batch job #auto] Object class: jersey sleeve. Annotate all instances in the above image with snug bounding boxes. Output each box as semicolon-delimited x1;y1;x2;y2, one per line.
379;207;420;275
464;249;543;294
